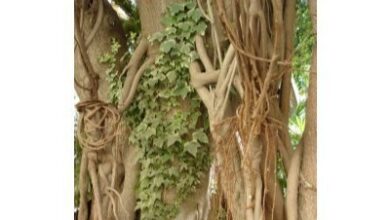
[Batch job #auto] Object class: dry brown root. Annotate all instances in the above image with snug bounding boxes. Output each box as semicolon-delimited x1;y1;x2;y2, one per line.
190;30;246;220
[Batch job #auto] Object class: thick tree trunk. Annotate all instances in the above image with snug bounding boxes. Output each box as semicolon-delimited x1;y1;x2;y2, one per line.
135;1;213;219
74;1;132;220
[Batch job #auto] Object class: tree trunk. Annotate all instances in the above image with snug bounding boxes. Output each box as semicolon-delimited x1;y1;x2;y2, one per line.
298;0;317;218
75;0;127;102
74;1;133;220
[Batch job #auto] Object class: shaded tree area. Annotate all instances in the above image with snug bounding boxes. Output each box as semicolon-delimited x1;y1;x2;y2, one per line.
74;0;316;219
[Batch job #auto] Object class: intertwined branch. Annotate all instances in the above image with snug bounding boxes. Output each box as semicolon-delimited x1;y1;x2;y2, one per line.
189;0;311;220
74;1;152;219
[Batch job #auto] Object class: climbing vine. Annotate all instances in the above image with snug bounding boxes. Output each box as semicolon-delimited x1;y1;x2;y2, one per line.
123;2;210;219
99;38;124;105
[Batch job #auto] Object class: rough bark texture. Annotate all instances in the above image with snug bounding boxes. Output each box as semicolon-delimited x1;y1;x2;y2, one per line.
298;0;317;218
298;46;316;220
74;1;134;220
136;1;213;219
75;0;127;102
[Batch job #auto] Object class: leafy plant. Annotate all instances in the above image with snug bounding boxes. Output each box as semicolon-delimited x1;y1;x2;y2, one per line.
124;2;210;219
292;0;314;97
99;38;123;104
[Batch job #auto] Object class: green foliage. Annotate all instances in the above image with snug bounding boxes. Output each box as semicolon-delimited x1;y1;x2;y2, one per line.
289;102;306;147
276;153;287;196
112;0;141;49
289;0;314;147
292;0;314;98
99;38;124;104
124;2;210;219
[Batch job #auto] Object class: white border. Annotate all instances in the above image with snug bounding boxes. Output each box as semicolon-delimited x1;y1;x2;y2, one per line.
0;1;74;219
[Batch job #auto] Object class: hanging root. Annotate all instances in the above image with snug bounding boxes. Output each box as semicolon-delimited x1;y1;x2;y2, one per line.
106;187;129;220
88;154;104;220
119;56;155;112
77;152;89;220
75;99;123;220
85;0;104;47
286;143;303;220
118;38;149;112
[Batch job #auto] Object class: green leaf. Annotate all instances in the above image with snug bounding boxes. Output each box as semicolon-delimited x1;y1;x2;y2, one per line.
154;136;165;148
150;32;165;42
193;130;208;144
154;176;164;187
144;126;157;138
162;16;175;26
165;27;177;35
185;2;196;9
166;71;177;83
158;90;171;99
184;141;200;157
190;9;202;22
195;22;207;35
160;39;176;53
167;133;180;146
173;82;190;98
176;13;187;21
161;154;171;163
179;43;191;54
177;21;192;31
170;3;186;14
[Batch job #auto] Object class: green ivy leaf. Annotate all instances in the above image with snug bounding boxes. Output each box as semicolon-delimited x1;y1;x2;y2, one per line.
185;2;196;9
184;141;200;157
160;39;176;53
150;32;165;42
177;21;192;31
126;2;211;219
165;27;177;35
190;9;202;22
154;136;165;148
144;126;157;139
162;16;176;26
176;13;187;21
195;22;207;35
173;82;190;98
166;71;177;83
193;130;209;144
167;133;180;146
170;3;186;14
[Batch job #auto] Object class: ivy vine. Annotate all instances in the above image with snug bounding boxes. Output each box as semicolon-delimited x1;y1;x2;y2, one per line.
123;2;210;219
99;38;124;104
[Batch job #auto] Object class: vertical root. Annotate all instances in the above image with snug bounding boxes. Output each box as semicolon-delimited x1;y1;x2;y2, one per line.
88;159;104;220
286;143;303;220
78;152;89;220
253;176;263;220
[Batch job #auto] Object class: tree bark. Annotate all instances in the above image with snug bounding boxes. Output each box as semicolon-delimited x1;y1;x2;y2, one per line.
75;0;127;102
298;0;317;218
74;1;131;220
